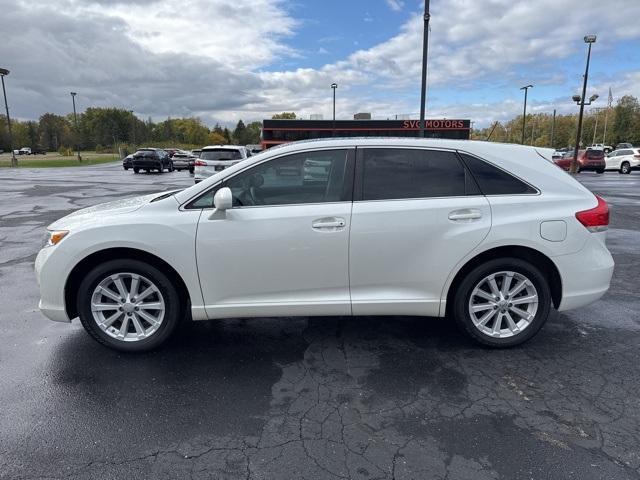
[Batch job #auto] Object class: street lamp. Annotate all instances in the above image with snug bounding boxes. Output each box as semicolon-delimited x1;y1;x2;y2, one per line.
419;0;431;138
570;34;597;174
0;68;17;167
70;92;81;162
331;83;337;136
520;84;533;144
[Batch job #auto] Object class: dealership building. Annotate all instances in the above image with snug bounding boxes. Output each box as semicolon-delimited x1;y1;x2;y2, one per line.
261;118;471;149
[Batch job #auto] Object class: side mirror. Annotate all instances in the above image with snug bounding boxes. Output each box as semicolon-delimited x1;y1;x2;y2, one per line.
213;187;233;211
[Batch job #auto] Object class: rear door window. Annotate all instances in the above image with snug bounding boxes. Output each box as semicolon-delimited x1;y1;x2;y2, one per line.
460;153;537;195
360;148;476;201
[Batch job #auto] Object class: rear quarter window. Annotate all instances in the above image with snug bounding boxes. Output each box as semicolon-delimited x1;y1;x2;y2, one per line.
460;153;537;195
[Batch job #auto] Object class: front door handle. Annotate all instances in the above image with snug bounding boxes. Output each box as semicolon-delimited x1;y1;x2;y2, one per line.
448;209;482;222
312;217;346;230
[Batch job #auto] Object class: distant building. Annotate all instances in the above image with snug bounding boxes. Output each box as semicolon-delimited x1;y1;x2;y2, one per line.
353;112;372;120
261;118;471;149
309;114;323;120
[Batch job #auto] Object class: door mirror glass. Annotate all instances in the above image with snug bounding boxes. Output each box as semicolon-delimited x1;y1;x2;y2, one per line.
214;187;233;211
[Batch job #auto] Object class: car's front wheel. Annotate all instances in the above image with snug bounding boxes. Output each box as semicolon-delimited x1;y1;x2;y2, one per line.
77;259;182;352
133;167;140;174
452;258;551;347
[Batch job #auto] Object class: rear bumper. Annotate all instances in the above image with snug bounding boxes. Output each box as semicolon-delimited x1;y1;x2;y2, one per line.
133;159;161;169
555;234;614;311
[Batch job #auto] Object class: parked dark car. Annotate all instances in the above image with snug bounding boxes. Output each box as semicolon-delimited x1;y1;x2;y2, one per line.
554;149;605;173
131;148;174;173
122;154;134;170
615;142;633;150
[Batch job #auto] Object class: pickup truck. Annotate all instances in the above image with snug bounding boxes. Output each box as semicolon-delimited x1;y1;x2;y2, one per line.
14;147;46;155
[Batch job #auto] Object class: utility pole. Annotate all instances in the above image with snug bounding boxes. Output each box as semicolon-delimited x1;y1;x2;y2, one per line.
591;107;606;145
603;87;613;145
550;109;556;148
520;85;533;144
419;0;431;138
0;68;17;167
331;83;337;137
70;92;82;162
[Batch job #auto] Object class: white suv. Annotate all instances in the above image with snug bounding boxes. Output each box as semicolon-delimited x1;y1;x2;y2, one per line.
193;145;250;183
605;148;640;174
35;139;614;352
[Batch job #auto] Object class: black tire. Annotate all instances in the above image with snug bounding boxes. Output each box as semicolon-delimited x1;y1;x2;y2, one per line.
596;168;605;174
77;259;182;352
124;167;129;171
133;167;140;174
157;162;164;173
452;258;552;348
620;162;631;174
168;162;174;172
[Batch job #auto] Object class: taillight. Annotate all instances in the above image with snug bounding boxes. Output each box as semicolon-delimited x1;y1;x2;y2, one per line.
194;160;207;166
575;195;609;232
634;154;640;159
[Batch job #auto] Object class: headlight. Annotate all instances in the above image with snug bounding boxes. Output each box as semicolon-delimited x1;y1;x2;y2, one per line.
45;230;69;247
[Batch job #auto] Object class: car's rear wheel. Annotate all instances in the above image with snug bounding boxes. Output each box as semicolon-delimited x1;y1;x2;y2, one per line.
133;167;140;174
452;258;551;347
620;161;631;174
157;162;164;173
77;259;182;352
596;168;605;174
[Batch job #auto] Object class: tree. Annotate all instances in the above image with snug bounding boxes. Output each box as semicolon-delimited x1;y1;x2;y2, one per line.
245;121;262;145
223;127;232;144
208;131;227;145
613;95;640;145
232;120;248;145
271;112;296;119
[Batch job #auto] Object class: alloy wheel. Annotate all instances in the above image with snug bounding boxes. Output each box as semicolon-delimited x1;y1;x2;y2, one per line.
468;271;538;338
90;272;165;342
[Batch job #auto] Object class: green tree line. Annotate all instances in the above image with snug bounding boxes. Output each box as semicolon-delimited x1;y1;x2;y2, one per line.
0;107;263;152
471;95;640;148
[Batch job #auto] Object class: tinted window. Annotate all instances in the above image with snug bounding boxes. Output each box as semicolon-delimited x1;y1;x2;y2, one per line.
226;149;349;206
201;149;243;161
621;149;634;155
461;153;537;195
361;149;473;200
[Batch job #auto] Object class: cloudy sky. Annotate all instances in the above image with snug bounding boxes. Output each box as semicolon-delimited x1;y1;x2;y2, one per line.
2;0;640;127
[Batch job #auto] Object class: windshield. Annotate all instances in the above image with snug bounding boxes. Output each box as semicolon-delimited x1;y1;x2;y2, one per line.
201;149;243;161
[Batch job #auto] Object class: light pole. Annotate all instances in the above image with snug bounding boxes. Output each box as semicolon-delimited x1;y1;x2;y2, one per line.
520;84;533;144
0;68;17;167
70;92;81;162
331;83;337;137
129;110;136;147
419;0;431;138
570;35;597;174
550;109;556;148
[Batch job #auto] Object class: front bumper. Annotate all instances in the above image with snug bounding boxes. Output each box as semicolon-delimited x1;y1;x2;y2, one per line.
35;246;71;322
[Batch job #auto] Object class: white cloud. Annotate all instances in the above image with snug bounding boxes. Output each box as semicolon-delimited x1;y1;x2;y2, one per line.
385;0;404;12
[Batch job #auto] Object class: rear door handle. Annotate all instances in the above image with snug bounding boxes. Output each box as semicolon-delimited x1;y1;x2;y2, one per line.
312;217;346;230
448;209;482;221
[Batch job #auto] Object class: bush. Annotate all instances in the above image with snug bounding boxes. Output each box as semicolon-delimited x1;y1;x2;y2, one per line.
58;146;73;156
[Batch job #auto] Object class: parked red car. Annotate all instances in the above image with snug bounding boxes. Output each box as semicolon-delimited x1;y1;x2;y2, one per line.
554;149;605;173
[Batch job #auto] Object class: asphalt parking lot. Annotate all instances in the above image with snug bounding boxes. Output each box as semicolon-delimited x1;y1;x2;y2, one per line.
1;163;639;480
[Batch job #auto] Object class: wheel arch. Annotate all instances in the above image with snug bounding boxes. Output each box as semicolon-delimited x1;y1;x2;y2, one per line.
64;247;191;320
444;245;562;316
